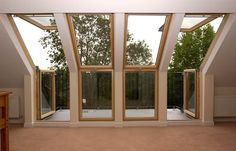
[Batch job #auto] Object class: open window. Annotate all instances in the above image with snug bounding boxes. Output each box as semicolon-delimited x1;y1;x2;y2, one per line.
68;14;114;120
10;14;70;121
183;69;199;118
37;69;56;119
180;14;223;32
167;14;226;120
123;14;171;120
16;14;57;30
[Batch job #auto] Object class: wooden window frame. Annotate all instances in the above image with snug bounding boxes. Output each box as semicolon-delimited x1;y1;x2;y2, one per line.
8;14;35;68
67;13;115;121
123;69;158;121
67;13;114;69
8;13;60;68
14;14;57;31
183;69;199;119
9;14;64;121
79;69;115;121
200;14;229;69
36;69;56;120
123;14;171;121
123;14;172;69
180;13;225;32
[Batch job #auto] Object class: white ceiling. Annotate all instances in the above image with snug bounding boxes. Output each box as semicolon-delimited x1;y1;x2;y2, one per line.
0;19;28;88
1;0;236;13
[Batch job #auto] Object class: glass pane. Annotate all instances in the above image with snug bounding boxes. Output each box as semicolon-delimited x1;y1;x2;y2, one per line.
168;15;224;72
125;15;166;65
167;72;183;109
81;72;112;118
71;14;112;66
13;15;61;70
41;72;53;114
187;72;195;113
181;17;207;29
181;15;224;31
24;14;56;26
125;72;155;118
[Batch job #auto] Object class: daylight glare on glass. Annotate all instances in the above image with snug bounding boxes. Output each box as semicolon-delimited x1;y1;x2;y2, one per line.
26;14;56;26
181;17;207;29
181;15;223;32
13;16;53;70
126;15;166;65
209;17;223;32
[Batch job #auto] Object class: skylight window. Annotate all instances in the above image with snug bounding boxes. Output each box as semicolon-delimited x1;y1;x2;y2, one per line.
11;13;68;70
12;14;60;70
124;14;170;67
67;14;114;121
123;14;171;120
180;14;223;32
68;14;113;67
15;14;57;30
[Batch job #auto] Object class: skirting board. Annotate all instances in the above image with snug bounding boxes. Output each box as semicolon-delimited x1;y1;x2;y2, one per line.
27;120;206;128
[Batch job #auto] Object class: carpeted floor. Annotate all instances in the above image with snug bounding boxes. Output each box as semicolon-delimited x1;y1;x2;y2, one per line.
9;122;236;151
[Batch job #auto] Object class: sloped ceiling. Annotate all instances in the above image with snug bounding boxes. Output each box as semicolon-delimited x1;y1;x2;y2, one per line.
209;18;236;87
0;0;236;88
0;20;28;88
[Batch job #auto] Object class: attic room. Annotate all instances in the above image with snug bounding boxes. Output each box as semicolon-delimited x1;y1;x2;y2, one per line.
0;0;236;150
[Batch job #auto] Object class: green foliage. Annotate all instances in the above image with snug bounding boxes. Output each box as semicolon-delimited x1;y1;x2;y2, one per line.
167;72;183;109
39;20;68;71
40;15;153;70
125;72;155;108
39;15;153;109
82;72;112;109
72;15;112;65
169;24;215;72
126;33;153;65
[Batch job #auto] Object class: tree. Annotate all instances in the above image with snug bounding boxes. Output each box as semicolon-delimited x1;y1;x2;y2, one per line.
126;33;153;65
40;15;153;69
167;24;216;109
39;15;153;109
72;15;112;65
169;24;215;72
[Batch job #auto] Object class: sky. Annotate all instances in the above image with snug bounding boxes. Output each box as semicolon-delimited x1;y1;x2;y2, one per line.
127;15;166;64
13;15;223;70
14;17;52;70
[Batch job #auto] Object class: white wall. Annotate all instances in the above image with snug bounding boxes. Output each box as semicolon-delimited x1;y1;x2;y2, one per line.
0;16;28;88
206;15;236;119
214;87;236;117
0;88;24;123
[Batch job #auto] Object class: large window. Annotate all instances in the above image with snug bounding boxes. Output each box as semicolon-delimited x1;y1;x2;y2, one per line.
123;14;171;120
167;14;226;120
68;14;114;120
125;71;156;118
11;14;59;70
38;70;56;119
10;14;70;121
81;71;113;119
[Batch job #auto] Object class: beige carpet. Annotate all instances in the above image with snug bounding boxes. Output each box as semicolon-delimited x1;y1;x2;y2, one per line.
10;122;236;151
